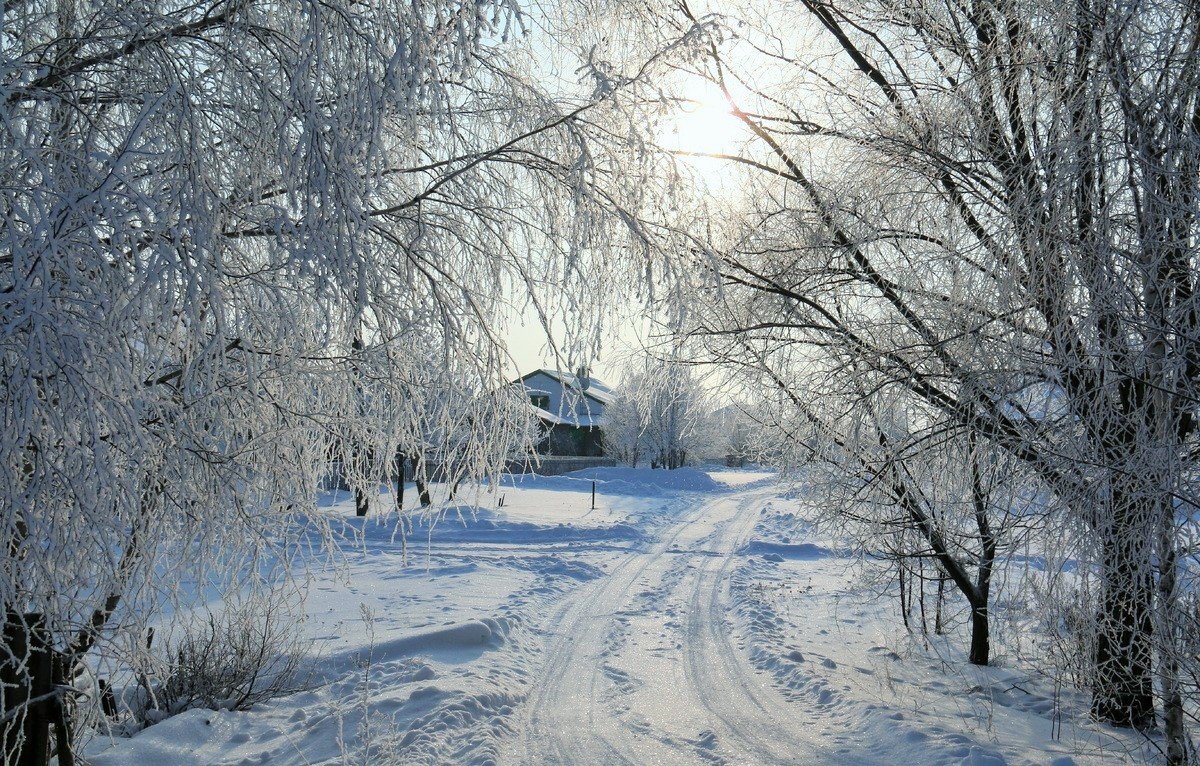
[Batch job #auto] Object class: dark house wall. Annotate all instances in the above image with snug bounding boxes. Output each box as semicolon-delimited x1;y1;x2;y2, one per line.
539;423;604;457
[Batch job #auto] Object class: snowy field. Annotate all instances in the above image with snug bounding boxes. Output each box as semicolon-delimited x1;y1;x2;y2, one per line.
85;468;1152;765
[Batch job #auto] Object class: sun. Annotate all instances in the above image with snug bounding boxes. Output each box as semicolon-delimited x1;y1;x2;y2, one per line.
657;78;749;177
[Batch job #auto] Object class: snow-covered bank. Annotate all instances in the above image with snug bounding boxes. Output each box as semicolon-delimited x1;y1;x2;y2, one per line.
731;496;1159;766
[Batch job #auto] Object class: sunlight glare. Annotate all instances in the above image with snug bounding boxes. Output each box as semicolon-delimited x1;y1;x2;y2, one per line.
657;79;749;187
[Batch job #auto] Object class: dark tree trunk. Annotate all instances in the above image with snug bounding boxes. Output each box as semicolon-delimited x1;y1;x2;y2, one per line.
351;333;370;518
52;698;74;766
1092;524;1155;729
887;452;990;662
918;557;928;635
935;573;947;635
2;613;53;766
1157;503;1188;765
968;604;989;666
409;455;432;507
966;434;995;667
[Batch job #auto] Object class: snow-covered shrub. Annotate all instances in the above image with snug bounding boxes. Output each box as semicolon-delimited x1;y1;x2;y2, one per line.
1028;580;1098;693
139;593;309;723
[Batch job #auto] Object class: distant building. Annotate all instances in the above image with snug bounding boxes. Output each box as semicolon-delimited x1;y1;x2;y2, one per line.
514;367;614;456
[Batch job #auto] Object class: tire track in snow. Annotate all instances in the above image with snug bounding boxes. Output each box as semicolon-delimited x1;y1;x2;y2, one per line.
505;496;713;766
681;490;848;764
676;490;900;766
505;484;886;765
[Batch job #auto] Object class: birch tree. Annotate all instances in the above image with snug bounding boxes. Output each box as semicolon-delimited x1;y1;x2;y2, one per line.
605;357;717;469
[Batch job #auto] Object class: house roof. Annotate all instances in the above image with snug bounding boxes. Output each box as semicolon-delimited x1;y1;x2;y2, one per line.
515;368;615;407
532;406;604;428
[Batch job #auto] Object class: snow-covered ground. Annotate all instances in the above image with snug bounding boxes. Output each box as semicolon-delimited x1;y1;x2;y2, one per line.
85;467;1153;765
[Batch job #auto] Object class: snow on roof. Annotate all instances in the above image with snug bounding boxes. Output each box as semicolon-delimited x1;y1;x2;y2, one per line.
579;379;615;405
531;405;604;428
522;368;616;406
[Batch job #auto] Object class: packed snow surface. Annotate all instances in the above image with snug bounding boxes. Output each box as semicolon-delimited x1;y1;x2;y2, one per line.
505;465;727;495
87;467;1155;765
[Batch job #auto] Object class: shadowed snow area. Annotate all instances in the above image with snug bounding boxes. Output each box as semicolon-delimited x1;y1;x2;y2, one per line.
86;467;1151;766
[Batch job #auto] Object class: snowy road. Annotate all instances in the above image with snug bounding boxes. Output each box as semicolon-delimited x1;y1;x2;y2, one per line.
504;485;875;766
87;469;1133;766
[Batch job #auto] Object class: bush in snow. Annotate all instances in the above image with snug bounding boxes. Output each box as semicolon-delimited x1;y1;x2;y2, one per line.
137;590;309;725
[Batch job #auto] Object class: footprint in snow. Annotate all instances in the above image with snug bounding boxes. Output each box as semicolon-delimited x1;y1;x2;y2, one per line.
692;730;727;765
695;729;718;749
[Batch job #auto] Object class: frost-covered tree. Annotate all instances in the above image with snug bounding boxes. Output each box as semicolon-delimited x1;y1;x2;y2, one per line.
582;0;1200;747
0;0;655;758
753;371;1041;665
337;334;540;515
604;384;650;468
712;404;758;466
605;358;717;469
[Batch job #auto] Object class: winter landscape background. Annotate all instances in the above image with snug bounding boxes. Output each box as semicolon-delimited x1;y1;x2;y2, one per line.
3;0;1200;761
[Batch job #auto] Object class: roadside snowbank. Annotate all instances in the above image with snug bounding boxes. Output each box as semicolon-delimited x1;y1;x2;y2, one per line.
731;493;1159;766
563;465;726;493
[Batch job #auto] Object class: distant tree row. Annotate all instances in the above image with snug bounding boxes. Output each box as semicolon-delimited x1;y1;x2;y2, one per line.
604;358;749;469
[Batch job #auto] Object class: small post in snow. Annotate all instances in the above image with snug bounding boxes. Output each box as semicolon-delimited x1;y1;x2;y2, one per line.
591;480;596;511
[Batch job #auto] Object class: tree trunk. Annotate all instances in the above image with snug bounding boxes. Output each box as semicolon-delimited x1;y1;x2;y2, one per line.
1092;513;1155;729
2;613;52;766
967;433;995;667
1158;504;1188;764
52;697;74;766
968;603;989;666
935;573;947;635
918;557;928;635
410;455;432;507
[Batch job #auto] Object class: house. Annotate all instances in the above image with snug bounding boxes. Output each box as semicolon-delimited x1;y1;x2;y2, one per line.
515;367;615;456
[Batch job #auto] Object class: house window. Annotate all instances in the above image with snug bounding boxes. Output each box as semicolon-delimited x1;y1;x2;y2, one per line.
530;394;550;410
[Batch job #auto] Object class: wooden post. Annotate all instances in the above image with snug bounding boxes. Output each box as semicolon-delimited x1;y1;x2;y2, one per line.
394;454;405;513
591;480;596;511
